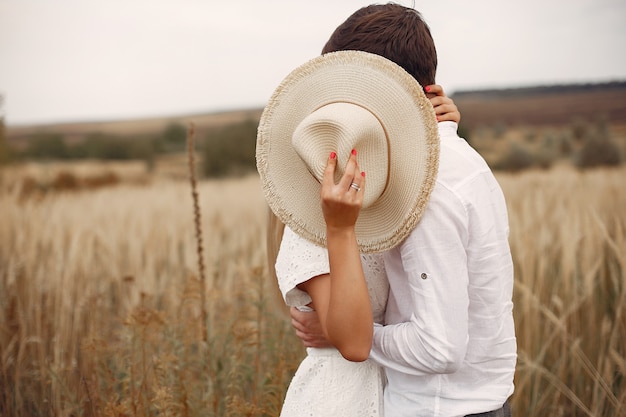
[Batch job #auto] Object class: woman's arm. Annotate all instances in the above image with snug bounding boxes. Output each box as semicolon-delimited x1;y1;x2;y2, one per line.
425;84;461;123
297;150;373;362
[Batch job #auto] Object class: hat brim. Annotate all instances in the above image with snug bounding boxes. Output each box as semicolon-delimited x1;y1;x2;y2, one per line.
256;50;439;253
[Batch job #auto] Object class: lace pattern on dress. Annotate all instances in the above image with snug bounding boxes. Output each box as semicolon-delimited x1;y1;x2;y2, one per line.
275;226;389;321
280;349;385;417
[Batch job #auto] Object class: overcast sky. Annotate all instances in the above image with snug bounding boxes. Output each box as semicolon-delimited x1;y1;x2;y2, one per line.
1;0;625;126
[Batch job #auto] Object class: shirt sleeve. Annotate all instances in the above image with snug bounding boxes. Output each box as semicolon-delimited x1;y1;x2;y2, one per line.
370;183;470;375
274;226;330;307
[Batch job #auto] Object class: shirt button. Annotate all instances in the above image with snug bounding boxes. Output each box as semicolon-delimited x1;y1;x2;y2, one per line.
421;273;428;280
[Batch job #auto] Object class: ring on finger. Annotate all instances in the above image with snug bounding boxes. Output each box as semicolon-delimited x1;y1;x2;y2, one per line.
350;182;361;192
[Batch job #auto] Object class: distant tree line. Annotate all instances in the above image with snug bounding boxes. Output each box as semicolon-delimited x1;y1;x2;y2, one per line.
490;115;622;172
453;81;626;100
0;96;10;165
201;119;257;178
23;132;158;160
1;91;622;175
0;110;260;178
0;120;193;171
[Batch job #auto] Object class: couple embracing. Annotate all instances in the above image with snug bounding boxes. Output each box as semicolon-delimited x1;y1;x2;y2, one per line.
256;4;516;417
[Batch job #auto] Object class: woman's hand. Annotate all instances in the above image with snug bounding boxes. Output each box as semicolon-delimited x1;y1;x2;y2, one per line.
425;84;461;124
320;150;365;232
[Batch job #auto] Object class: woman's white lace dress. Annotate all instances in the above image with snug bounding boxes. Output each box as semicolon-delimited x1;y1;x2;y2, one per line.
275;226;389;417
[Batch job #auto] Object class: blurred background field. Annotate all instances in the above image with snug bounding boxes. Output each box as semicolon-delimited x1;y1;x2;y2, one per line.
1;163;624;416
1;82;625;416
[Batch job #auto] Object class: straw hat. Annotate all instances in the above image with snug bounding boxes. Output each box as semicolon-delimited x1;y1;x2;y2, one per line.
256;50;439;253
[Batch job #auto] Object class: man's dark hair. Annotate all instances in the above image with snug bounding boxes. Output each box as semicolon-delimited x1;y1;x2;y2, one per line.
322;3;437;87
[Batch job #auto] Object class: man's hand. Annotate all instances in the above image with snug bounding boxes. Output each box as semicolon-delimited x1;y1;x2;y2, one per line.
290;306;333;348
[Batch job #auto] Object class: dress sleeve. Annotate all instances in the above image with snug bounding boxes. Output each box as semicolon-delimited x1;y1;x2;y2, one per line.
275;226;330;307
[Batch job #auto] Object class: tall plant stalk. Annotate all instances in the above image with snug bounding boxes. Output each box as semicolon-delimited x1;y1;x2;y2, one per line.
186;122;208;342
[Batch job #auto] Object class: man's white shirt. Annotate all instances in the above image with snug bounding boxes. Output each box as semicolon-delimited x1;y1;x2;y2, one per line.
370;121;517;417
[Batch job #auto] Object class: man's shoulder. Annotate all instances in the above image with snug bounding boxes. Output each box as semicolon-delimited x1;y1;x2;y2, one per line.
438;139;491;185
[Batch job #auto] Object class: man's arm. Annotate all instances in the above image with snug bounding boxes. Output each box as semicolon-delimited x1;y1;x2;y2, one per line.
290;306;333;348
369;185;470;375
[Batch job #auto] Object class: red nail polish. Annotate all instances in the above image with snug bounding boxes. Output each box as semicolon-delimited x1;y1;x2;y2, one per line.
425;86;431;92
330;152;336;159
361;171;365;177
351;149;357;155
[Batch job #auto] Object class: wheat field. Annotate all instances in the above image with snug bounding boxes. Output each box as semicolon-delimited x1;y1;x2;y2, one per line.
0;163;624;416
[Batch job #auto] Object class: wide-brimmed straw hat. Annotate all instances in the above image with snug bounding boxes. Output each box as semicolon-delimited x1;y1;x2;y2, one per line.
256;50;439;253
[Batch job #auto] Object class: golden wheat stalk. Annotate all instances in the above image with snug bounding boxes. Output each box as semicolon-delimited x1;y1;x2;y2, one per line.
186;122;208;342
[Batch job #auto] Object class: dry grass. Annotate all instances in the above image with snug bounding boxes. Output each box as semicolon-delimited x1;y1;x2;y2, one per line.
0;163;624;416
500;166;626;416
0;171;299;416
